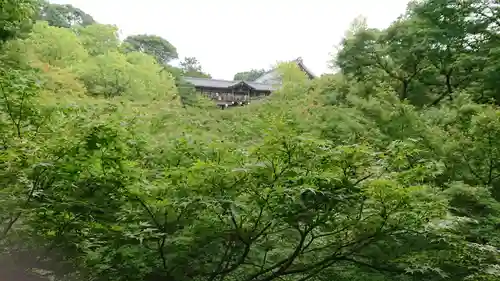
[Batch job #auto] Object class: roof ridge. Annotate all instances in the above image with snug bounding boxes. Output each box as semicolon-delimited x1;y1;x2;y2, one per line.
185;76;274;85
184;76;237;83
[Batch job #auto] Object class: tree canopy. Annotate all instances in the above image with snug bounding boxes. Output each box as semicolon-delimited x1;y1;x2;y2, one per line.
334;0;500;106
0;1;500;281
233;69;267;81
123;34;178;65
38;1;95;28
179;56;211;78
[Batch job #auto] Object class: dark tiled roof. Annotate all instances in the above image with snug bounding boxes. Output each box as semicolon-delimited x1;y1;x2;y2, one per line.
182;57;313;93
183;77;276;92
183;77;235;88
247;82;275;91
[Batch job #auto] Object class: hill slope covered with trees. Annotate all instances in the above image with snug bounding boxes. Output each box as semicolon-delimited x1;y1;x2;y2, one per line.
0;0;499;281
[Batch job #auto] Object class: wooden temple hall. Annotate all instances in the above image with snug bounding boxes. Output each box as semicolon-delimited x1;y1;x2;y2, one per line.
183;57;316;108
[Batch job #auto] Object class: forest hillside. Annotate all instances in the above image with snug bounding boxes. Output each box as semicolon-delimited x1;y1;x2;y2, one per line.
0;0;499;281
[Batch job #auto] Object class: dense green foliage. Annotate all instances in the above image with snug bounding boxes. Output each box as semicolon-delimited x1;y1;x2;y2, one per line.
38;0;95;28
0;0;39;42
335;0;500;106
1;1;500;281
179;56;211;78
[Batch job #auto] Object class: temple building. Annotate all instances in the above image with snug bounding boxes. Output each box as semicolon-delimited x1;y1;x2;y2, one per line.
183;57;315;108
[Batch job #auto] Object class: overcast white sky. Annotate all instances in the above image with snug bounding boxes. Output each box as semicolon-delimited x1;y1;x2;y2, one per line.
50;0;409;80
